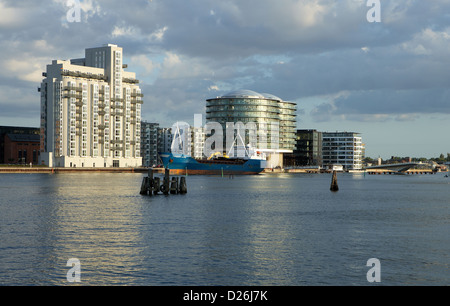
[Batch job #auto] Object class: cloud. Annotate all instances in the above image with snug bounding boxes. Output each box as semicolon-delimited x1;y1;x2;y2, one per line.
130;54;159;76
0;1;32;28
310;88;450;122
1;0;450;132
401;27;450;57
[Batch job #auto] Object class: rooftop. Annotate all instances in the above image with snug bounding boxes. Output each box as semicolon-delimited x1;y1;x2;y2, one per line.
211;89;292;102
6;134;40;142
221;89;265;99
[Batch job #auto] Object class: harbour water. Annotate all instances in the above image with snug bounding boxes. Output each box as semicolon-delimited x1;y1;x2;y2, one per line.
0;172;449;286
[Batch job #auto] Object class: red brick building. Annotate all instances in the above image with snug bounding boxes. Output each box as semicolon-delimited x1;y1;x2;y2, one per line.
3;134;41;164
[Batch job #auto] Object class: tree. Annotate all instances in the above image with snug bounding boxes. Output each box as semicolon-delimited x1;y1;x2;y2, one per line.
439;154;445;162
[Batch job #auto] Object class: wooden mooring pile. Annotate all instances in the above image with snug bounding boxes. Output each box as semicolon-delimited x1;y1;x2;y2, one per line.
140;168;187;196
330;170;339;192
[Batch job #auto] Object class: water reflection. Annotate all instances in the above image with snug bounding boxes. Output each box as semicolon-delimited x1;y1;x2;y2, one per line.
0;172;448;285
36;173;147;285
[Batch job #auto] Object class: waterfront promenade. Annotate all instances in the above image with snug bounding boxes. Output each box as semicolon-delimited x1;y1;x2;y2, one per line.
0;166;160;174
0;166;439;175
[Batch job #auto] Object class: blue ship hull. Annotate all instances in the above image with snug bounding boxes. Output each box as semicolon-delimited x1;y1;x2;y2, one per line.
159;153;265;175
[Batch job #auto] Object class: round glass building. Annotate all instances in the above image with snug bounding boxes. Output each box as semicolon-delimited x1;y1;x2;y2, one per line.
206;89;297;151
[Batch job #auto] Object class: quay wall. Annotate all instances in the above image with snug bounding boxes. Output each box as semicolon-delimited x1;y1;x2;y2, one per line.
0;167;164;174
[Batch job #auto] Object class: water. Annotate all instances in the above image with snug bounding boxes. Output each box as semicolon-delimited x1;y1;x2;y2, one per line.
0;172;449;286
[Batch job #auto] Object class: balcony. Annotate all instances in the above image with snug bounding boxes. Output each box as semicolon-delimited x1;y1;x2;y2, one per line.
61;70;107;81
111;110;123;116
63;85;82;92
63;92;82;99
131;98;143;104
122;77;139;84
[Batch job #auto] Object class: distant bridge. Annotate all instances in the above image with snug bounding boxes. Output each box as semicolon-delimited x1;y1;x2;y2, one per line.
364;162;422;174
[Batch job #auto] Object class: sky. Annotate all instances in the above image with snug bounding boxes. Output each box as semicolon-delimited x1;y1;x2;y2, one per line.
0;0;449;159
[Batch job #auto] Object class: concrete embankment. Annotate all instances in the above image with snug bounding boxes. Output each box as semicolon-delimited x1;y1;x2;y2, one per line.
0;167;164;174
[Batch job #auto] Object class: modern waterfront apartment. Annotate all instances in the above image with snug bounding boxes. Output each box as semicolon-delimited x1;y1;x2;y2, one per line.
141;122;159;167
140;123;206;166
322;132;364;170
39;44;143;168
206;90;297;167
157;127;174;156
284;129;323;167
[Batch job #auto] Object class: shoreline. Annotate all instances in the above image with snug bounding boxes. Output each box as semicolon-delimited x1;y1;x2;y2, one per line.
0;167;162;174
0;167;439;175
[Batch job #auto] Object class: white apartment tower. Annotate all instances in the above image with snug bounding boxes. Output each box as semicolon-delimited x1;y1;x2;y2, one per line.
322;132;364;170
39;44;143;168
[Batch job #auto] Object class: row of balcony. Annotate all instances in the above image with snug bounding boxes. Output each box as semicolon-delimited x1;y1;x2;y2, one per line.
61;71;140;85
72;109;140;120
61;70;107;81
323;148;364;152
64;93;143;103
62;86;144;97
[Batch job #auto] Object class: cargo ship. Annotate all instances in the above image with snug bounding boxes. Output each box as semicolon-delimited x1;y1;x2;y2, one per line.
159;152;266;175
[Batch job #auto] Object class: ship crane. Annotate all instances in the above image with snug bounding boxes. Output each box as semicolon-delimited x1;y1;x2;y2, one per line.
208;152;229;160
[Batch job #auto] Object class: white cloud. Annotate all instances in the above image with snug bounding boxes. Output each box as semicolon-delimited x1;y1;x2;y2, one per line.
112;25;140;37
401;28;450;56
2;57;45;83
0;1;35;29
148;26;168;42
130;54;159;76
159;52;215;80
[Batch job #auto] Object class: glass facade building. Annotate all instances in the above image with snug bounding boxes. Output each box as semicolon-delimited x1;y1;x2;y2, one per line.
206;90;297;152
284;129;323;167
